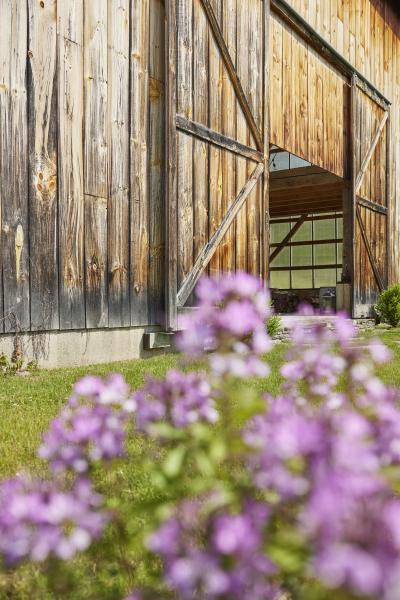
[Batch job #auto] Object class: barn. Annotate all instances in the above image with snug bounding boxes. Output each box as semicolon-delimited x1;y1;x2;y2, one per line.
0;0;399;366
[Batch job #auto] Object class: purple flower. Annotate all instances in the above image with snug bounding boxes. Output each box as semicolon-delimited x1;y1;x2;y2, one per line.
148;500;279;600
134;370;218;434
177;273;272;378
0;475;109;566
38;374;132;474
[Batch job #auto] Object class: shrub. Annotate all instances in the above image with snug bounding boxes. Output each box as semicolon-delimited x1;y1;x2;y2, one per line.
0;273;399;600
266;313;282;338
376;284;400;327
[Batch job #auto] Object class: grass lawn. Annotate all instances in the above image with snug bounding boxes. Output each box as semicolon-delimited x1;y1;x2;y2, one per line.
1;329;400;598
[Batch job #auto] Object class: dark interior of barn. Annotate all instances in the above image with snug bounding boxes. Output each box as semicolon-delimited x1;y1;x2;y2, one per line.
269;145;347;314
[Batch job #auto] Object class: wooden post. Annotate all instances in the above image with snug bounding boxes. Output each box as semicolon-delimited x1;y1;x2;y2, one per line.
165;0;178;331
263;0;271;286
385;108;391;287
349;74;357;317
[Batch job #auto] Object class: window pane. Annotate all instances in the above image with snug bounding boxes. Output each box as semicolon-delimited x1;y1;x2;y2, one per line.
314;218;335;240
270;151;290;171
272;247;290;268
270;222;290;244
292;221;312;242
270;271;290;289
292;269;313;289
314;268;337;288
292;244;312;266
289;154;311;169
314;243;336;265
337;242;343;263
336;217;343;238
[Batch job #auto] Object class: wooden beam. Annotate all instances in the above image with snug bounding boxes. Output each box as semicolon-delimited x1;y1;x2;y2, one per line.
355;111;389;194
269;214;308;263
200;0;263;151
165;0;178;331
270;165;327;179
270;238;343;248
176;114;263;163
177;163;264;307
271;264;342;272
356;196;388;215
356;205;384;292
270;172;342;191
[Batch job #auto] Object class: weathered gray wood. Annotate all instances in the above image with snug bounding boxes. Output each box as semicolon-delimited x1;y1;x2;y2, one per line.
28;0;59;331
84;1;108;328
58;0;85;329
176;115;264;163
356;205;384;292
165;0;178;330
269;214;308;263
149;0;165;325
355;110;389;194
200;0;263;152
356;196;388;215
192;0;209;275
177;163;264;307
0;0;11;333
1;1;30;333
131;0;150;326
177;0;194;289
108;0;130;327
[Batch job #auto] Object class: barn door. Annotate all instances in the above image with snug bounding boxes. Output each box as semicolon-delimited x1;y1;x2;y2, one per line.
165;0;269;330
351;76;390;318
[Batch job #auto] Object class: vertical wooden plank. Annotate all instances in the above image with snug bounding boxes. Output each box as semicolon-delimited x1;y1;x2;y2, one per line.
282;21;292;153
221;0;236;274
0;0;11;333
28;0;59;331
263;0;270;285
131;0;150;325
148;0;165;324
208;0;222;277
84;1;108;328
108;0;130;327
235;0;248;272
177;0;193;286
1;1;30;333
58;0;85;330
192;0;209;265
165;0;178;329
247;0;261;277
270;15;283;147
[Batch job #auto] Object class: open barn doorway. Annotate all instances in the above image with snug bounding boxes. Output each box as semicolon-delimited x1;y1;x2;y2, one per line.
268;146;346;314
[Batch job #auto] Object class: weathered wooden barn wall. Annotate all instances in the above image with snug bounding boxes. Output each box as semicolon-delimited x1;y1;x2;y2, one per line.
175;0;265;291
0;0;165;334
282;0;400;289
269;12;349;179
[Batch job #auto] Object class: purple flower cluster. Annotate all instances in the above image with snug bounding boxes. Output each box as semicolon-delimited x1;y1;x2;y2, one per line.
134;370;218;433
38;374;133;473
244;311;400;599
177;273;272;377
0;476;109;566
149;500;279;600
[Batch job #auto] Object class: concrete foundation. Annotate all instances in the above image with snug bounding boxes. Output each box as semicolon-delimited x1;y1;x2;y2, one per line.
0;327;165;369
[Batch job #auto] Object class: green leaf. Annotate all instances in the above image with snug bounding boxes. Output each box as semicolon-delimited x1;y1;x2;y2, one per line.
162;445;186;478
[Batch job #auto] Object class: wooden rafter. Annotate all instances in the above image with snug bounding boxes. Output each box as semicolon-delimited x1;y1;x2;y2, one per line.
177;163;264;307
356;205;384;292
200;0;263;151
176;115;264;163
269;214;309;263
355;111;388;194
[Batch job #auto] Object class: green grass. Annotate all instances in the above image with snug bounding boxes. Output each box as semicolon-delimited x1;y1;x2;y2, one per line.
0;331;399;598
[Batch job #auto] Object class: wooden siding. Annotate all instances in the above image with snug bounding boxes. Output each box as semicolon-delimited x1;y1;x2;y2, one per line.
175;0;265;302
269;11;349;178
0;0;165;333
283;0;400;284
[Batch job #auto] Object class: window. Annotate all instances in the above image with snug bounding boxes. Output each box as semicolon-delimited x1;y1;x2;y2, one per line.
269;213;343;290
